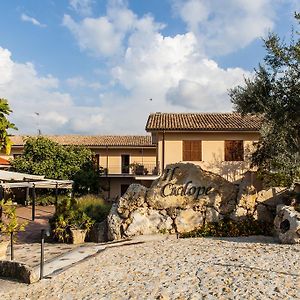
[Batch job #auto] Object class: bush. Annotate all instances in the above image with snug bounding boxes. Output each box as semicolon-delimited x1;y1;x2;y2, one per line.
180;217;272;238
76;195;111;223
49;196;94;243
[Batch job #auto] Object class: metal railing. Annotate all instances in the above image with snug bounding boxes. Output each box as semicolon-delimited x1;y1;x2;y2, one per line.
101;163;159;176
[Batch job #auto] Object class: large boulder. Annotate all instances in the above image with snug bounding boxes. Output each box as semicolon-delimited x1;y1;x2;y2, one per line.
125;208;173;236
147;163;238;214
106;163;239;240
231;173;288;223
107;204;123;241
117;184;148;218
274;205;300;244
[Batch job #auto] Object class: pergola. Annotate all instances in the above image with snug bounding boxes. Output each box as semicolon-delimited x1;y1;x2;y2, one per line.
0;170;73;221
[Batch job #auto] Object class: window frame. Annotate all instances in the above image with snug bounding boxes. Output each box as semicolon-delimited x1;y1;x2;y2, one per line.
224;140;244;161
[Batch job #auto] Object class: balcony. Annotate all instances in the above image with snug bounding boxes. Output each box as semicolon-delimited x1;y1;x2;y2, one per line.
101;162;159;177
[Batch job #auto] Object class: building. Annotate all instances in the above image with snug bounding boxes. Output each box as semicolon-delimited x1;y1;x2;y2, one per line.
146;112;262;182
6;135;157;199
2;112;262;198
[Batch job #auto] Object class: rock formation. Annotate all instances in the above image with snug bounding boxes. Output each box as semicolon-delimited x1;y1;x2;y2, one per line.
274;205;300;244
108;163;238;239
107;163;296;242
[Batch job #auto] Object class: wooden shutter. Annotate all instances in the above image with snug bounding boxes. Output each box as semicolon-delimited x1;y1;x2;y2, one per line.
183;140;202;161
183;140;191;161
225;140;244;161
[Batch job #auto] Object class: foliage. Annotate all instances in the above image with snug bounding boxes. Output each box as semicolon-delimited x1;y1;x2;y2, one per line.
76;194;111;223
0;200;27;239
179;217;272;238
229;13;300;187
129;162;148;175
10;136;100;194
26;192;69;206
0;98;17;154
49;196;94;242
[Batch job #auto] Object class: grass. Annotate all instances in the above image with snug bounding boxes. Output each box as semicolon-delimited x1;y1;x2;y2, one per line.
76;194;111;223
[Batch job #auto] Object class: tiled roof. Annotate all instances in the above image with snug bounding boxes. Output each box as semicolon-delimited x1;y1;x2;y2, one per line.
146;112;262;132
0;157;10;165
10;135;154;147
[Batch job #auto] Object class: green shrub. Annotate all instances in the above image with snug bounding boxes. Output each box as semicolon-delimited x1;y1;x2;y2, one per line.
180;217;272;238
76;194;111;223
49;196;94;243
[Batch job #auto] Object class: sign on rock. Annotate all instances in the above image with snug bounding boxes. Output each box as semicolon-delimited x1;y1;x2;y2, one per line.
160;166;212;200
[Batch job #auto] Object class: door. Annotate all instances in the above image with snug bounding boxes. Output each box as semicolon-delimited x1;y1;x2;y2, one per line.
121;154;130;173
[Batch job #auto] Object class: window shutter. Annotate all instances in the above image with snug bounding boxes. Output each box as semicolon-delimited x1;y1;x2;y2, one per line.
183;140;202;161
183;140;191;161
225;140;244;161
191;140;202;161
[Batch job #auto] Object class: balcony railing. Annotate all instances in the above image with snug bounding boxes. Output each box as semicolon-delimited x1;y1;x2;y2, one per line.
101;163;159;176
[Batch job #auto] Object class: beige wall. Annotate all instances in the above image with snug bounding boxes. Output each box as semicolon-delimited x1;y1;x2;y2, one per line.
93;147;156;174
5;146;156;176
156;131;260;182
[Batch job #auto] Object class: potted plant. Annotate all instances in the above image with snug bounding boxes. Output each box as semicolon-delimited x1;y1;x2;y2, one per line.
0;200;27;260
50;197;94;244
69;210;94;244
130;162;145;175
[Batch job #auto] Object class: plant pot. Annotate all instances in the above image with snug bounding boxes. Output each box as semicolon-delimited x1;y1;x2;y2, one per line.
70;228;87;244
0;240;9;260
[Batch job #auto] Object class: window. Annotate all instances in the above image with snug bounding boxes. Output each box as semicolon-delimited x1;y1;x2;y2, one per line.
121;154;130;173
224;140;244;161
182;140;202;161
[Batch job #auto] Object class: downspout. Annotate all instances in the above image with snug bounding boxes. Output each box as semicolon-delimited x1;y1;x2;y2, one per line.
162;130;165;172
106;145;109;176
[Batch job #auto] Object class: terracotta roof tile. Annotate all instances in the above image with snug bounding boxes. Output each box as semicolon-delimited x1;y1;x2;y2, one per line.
10;135;154;147
145;112;262;132
0;157;10;165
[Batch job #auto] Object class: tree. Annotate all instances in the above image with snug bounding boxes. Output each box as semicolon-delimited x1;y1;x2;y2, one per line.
229;13;300;186
0;98;17;154
10;137;100;194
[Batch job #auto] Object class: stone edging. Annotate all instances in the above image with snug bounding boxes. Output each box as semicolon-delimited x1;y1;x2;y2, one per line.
0;260;38;284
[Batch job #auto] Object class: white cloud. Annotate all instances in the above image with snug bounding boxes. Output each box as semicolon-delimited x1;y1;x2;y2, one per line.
63;14;125;57
0;47;105;134
69;0;94;16
21;13;46;28
61;0;251;132
66;76;101;89
172;0;275;55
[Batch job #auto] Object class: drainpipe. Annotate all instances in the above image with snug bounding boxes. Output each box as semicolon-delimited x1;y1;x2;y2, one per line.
162;130;165;172
106;145;109;176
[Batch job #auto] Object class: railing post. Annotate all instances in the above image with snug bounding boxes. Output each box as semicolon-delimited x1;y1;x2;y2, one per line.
40;229;45;280
32;183;36;221
10;232;14;260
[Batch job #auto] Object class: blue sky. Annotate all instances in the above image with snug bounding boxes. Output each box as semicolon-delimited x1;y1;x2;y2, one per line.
0;0;298;135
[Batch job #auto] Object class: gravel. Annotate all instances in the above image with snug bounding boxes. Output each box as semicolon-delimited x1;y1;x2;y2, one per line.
0;235;299;300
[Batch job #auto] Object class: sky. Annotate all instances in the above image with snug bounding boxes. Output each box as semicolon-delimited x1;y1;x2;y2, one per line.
0;0;299;135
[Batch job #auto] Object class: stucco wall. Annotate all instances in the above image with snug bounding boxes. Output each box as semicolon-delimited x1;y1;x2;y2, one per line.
93;148;156;174
156;131;260;182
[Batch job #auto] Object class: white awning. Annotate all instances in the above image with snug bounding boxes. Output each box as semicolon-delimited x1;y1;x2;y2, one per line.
0;170;45;181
